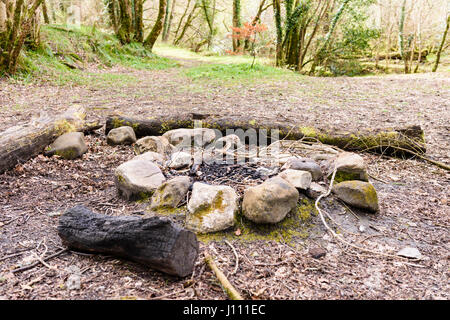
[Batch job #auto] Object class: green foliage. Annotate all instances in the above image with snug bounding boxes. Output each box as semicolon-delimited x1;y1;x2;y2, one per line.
6;24;178;83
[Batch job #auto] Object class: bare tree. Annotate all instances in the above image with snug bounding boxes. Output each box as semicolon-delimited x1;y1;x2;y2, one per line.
433;13;450;72
144;0;167;51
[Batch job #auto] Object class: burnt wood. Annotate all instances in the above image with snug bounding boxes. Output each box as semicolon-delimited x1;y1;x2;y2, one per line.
58;205;199;277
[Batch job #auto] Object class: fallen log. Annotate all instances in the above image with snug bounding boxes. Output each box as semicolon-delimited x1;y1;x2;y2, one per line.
0;106;101;173
58;205;199;277
105;114;426;157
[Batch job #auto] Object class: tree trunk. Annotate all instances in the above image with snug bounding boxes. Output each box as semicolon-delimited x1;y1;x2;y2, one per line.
106;0;119;34
41;0;49;24
273;0;283;66
117;0;133;44
232;0;241;52
433;14;450;73
0;106;102;174
173;0;191;42
133;0;143;42
58;205;199;277
144;0;166;51
174;0;198;46
105;114;426;157
161;0;173;42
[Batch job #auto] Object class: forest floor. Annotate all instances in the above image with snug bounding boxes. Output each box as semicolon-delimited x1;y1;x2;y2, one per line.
0;47;449;300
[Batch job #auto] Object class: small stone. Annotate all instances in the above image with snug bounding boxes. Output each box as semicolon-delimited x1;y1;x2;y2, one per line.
332;180;379;213
282;157;323;181
169;151;192;169
278;169;312;190
115;159;166;200
186;183;238;233
106;126;136;145
45;132;87;160
329;152;369;183
359;225;366;233
242;176;299;224
213;134;244;153
149;176;191;210
309;247;327;259
134;136;173;156
397;247;422;259
66;274;81;290
306;182;327;199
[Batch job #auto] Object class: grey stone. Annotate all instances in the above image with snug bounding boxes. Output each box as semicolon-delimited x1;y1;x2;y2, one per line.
278;169;312;190
150;176;191;209
242;176;299;224
186;183;238;233
281;157;323;181
163;128;217;149
115;159;166;200
133;151;166;167
134;136;173;156
396;247;422;259
45;132;87;159
332;180;379;213
169;151;193;169
306;182;327;199
106;126;136;145
329;152;369;183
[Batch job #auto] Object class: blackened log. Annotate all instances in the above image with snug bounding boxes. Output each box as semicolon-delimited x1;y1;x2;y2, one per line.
58;205;199;277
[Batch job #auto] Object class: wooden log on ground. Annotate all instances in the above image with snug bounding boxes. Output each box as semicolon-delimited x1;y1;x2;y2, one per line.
105;114;426;157
58;205;199;277
0;106;101;173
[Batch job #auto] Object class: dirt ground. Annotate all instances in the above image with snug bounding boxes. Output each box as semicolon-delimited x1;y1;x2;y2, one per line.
0;59;449;300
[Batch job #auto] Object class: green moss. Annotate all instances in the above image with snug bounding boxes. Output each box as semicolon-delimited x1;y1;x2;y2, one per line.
191;190;225;224
55;148;77;159
197;195;319;244
300;127;317;138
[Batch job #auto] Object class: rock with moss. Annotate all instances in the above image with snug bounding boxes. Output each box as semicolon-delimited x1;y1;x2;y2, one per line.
186;183;238;233
278;169;312;190
45;132;87;160
106;126;136;146
133;151;166;167
134;136;173;156
332;180;379;213
163;128;217;149
281;157;323;181
242;176;299;224
115;159;166;201
150;176;191;210
328;152;369;183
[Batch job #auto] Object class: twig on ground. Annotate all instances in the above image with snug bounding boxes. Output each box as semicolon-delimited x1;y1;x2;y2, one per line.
204;253;243;300
224;240;239;275
11;248;68;274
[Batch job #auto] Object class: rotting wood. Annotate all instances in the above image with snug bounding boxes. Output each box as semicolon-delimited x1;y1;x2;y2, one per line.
0;106;100;173
58;205;199;277
105;114;426;157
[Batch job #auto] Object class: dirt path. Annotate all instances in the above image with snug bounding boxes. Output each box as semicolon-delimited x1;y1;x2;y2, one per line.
0;58;449;300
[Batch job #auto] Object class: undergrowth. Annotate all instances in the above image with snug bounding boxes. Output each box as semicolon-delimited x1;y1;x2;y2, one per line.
8;24;178;85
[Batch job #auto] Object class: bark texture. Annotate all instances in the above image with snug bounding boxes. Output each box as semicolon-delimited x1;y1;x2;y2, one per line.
58;205;199;277
0;106;101;173
105;114;426;157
